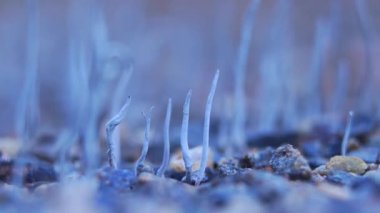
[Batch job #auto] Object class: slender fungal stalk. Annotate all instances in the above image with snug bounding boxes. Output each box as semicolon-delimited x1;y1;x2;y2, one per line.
57;129;79;178
157;98;172;177
12;0;40;188
197;70;220;185
105;96;132;169
84;2;113;174
181;90;193;181
111;69;133;166
134;107;154;176
16;0;40;146
232;0;261;149
333;60;349;112
355;0;375;112
341;111;354;156
309;19;328;118
330;60;349;132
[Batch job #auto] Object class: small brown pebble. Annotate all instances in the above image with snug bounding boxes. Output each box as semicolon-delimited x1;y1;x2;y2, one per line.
169;146;213;172
326;156;368;175
138;172;156;183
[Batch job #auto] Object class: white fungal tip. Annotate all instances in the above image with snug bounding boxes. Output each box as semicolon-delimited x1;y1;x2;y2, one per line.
349;111;354;117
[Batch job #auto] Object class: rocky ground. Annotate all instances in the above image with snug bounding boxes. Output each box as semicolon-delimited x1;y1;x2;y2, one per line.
1;121;380;213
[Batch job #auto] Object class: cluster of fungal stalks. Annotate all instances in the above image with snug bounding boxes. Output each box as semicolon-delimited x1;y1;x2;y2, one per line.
105;70;219;184
14;0;375;190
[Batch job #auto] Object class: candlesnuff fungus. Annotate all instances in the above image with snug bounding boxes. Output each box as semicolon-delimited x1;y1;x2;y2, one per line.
134;106;154;176
181;90;193;181
194;70;220;185
309;19;328;117
111;68;133;166
341;111;354;156
355;0;375;112
17;0;40;146
12;0;40;187
157;98;172;177
331;60;349;115
105;96;132;169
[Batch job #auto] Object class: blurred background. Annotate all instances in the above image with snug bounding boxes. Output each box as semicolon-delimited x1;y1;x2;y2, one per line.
0;0;379;156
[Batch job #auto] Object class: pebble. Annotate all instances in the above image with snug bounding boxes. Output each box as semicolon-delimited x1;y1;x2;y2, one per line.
217;158;240;177
270;144;311;180
325;156;368;175
137;172;157;183
169;146;213;172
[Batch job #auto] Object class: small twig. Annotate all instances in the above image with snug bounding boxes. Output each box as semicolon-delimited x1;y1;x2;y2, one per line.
105;96;132;169
341;111;354;156
134;106;154;176
196;70;220;185
157;98;172;177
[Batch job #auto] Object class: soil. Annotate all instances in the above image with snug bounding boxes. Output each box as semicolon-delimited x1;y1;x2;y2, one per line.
1;122;380;212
